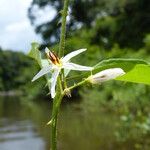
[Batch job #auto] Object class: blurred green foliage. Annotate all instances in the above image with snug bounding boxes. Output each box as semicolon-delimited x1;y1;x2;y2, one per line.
0;49;33;91
28;0;150;49
0;49;48;99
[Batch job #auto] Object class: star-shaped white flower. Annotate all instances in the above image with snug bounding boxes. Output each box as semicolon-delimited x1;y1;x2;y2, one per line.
32;48;93;98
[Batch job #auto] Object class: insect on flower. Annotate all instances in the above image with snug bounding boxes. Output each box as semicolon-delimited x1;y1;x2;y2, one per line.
32;48;93;98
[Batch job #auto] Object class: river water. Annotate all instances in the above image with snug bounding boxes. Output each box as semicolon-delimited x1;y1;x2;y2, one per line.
0;97;149;150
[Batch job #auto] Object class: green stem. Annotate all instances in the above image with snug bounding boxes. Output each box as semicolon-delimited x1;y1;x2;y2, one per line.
50;80;87;150
66;80;87;91
58;0;69;57
51;0;69;149
58;0;69;99
51;115;57;150
51;77;63;150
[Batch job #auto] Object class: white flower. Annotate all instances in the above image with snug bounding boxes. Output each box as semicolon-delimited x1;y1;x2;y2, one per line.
87;68;125;84
32;48;93;98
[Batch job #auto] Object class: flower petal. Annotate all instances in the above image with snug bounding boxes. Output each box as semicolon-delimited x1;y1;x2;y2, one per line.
51;69;60;98
63;62;93;71
32;65;52;82
41;59;50;67
62;48;87;63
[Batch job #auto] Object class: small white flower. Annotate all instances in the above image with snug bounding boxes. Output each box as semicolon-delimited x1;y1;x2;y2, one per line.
32;48;93;98
87;68;125;84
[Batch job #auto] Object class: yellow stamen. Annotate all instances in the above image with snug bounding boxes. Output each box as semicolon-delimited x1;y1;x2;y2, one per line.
47;51;61;66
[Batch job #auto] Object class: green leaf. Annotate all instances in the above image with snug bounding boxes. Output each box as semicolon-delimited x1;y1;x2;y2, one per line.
116;64;150;85
93;58;148;73
28;42;41;66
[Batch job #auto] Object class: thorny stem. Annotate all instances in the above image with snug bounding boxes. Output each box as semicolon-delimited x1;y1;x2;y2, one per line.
50;79;87;150
51;1;69;149
51;116;57;150
51;77;63;150
58;0;69;91
58;0;69;57
50;0;88;150
50;79;87;127
51;0;69;149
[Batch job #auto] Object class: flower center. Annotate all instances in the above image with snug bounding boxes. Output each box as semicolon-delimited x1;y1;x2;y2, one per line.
47;51;62;66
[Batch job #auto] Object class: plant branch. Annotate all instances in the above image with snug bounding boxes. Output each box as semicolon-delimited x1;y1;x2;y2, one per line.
66;79;87;91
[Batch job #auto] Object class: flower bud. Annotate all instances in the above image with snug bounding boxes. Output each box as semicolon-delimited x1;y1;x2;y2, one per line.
87;68;125;84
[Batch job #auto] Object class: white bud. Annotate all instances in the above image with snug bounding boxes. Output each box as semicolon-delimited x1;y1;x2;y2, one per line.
87;68;125;84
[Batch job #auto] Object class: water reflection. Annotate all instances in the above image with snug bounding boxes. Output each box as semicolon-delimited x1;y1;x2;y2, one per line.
0;119;45;150
0;97;149;150
0;97;47;150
